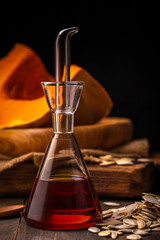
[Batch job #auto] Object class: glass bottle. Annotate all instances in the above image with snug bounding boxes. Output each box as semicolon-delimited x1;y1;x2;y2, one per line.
24;27;102;230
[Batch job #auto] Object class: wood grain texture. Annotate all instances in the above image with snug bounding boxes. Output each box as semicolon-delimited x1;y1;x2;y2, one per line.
0;198;24;240
89;162;155;198
15;218;160;240
16;200;160;240
0;162;38;196
0;161;154;198
0;117;133;157
16;217;95;240
0;198;160;240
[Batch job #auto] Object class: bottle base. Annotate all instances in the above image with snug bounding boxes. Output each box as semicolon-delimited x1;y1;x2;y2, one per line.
24;216;98;230
24;176;102;230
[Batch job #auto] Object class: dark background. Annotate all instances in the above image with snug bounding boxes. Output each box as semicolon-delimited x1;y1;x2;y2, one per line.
0;3;159;151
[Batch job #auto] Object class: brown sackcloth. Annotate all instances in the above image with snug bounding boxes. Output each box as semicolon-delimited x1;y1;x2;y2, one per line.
0;138;152;197
0;138;149;173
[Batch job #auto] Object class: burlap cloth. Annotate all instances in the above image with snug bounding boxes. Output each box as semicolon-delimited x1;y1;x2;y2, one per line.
0;152;44;173
0;138;149;174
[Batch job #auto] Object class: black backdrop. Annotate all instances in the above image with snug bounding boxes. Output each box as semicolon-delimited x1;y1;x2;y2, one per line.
0;4;159;151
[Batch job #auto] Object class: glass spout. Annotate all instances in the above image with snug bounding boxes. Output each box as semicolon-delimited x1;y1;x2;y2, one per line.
55;27;78;82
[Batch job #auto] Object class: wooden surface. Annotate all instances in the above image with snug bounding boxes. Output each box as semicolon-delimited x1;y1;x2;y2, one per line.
0;198;24;240
0;197;160;240
89;161;155;198
0;161;155;197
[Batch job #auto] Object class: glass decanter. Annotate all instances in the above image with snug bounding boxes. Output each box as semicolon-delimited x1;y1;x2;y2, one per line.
24;27;102;230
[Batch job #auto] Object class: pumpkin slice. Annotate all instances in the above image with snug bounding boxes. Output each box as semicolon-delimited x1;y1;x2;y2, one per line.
0;43;113;128
70;65;113;125
0;43;53;128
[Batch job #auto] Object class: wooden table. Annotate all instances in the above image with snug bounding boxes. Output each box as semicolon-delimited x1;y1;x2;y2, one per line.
0;197;160;240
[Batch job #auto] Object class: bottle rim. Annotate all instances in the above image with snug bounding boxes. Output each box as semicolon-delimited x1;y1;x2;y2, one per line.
41;81;84;86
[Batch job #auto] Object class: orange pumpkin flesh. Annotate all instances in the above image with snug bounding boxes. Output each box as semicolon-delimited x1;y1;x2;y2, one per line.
70;65;113;125
0;43;53;128
0;44;113;128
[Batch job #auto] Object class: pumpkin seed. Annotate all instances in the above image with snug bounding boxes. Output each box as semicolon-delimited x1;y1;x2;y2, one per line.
142;207;159;217
95;222;109;226
155;209;160;216
115;224;135;229
137;219;145;229
98;230;110;236
123;218;137;226
99;161;115;166
115;159;134;165
154;204;160;209
133;229;149;235
101;226;109;230
93;193;160;239
100;155;113;160
146;221;152;227
156;195;160;202
107;225;117;229
138;213;153;221
140;210;157;220
88;226;100;233
119;157;134;161
102;220;123;225
137;158;152;162
83;155;103;163
152;227;160;231
103;213;113;218
150;222;160;228
120;229;134;233
126;234;141;239
142;195;159;205
142;192;155;197
111;231;118;239
102;209;117;214
144;228;152;232
132;215;146;221
103;202;120;207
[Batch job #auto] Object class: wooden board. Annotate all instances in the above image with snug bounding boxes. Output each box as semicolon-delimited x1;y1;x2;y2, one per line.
0;160;154;198
89;162;154;198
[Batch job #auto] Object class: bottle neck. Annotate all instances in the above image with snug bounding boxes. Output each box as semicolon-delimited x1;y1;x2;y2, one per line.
52;112;74;133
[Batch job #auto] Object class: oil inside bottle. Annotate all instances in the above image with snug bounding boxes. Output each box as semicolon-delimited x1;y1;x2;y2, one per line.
24;175;102;230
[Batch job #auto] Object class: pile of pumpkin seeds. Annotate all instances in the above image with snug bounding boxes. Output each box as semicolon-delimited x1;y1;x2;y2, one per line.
88;193;160;239
83;154;152;166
